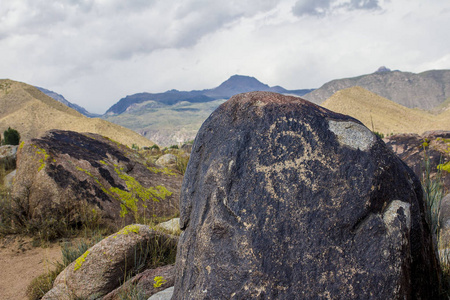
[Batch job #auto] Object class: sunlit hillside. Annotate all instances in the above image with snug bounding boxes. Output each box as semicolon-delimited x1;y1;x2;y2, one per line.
0;79;153;147
321;86;448;135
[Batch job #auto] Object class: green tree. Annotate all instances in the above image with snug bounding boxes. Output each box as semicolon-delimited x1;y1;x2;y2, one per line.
3;127;20;145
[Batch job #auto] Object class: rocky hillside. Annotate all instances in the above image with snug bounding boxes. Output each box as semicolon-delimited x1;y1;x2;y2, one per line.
321;86;450;135
304;68;450;109
0;79;153;148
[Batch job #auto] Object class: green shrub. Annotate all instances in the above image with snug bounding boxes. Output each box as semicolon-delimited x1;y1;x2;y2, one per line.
169;145;179;150
373;131;384;139
3;127;20;145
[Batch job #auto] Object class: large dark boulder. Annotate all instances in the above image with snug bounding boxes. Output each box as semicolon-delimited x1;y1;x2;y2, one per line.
173;92;440;299
12;130;181;228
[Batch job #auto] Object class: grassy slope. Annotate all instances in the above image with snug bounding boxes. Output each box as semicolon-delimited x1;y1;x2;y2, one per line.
321;86;445;135
0;79;153;147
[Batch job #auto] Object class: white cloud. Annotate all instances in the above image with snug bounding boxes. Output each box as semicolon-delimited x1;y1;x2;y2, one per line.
0;0;449;113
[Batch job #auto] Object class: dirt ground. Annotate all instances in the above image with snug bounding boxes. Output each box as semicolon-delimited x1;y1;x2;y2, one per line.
0;236;61;300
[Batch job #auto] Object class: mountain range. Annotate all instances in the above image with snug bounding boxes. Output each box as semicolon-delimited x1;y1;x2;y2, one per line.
303;69;450;109
104;75;313;115
36;68;450;146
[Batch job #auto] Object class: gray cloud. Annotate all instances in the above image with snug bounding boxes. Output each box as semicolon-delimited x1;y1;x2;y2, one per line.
292;0;380;16
0;0;449;114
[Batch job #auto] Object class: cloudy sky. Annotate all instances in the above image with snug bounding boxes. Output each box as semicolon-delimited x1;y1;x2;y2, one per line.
1;0;449;114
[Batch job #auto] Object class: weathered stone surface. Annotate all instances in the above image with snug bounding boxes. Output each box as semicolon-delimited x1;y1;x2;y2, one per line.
148;286;174;300
173;92;440;299
43;224;178;300
156;154;177;167
12;130;181;227
180;143;193;154
103;264;175;300
156;218;180;234
3;169;15;188
0;145;17;171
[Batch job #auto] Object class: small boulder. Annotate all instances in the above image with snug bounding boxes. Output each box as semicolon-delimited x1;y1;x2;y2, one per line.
156;154;177;167
156;218;180;234
103;264;175;300
173;92;440;299
0;144;17;171
3;169;16;187
148;286;174;300
43;224;178;300
180;143;193;154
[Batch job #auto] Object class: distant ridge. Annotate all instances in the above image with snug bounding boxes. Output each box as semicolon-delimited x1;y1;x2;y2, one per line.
105;75;314;115
36;87;100;118
0;79;153;147
321;86;450;135
304;68;450;110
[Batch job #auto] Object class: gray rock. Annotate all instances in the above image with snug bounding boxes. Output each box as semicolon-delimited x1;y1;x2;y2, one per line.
103;265;175;300
172;91;440;299
43;225;178;300
0;145;17;171
4;169;16;187
148;286;174;300
156;218;180;234
156;154;177;167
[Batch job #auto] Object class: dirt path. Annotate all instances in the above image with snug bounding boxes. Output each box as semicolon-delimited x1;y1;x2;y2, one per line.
0;236;61;300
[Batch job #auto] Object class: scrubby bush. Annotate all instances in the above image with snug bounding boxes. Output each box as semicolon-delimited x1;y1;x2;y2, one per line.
373;131;385;139
421;151;450;296
3;127;20;145
0;183;110;243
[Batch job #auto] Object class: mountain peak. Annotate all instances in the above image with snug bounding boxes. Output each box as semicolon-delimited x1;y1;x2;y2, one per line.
375;66;391;73
210;75;271;98
219;75;269;88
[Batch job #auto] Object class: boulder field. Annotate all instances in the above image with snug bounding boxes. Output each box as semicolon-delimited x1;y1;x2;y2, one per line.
173;91;440;299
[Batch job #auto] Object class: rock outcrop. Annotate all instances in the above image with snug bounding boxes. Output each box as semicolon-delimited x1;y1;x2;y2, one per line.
173;92;440;299
43;224;178;300
12;130;181;228
384;131;450;191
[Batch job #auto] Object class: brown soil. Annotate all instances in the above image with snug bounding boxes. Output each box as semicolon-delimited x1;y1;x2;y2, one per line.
0;236;61;300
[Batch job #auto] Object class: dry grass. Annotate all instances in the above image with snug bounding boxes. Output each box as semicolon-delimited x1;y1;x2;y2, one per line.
0;79;153;148
321;86;450;135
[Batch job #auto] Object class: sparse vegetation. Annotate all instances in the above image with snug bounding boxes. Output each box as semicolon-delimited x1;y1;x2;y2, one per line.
421;150;450;296
0;182;109;244
26;234;104;300
373;131;385;139
0;81;11;94
3;127;20;145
